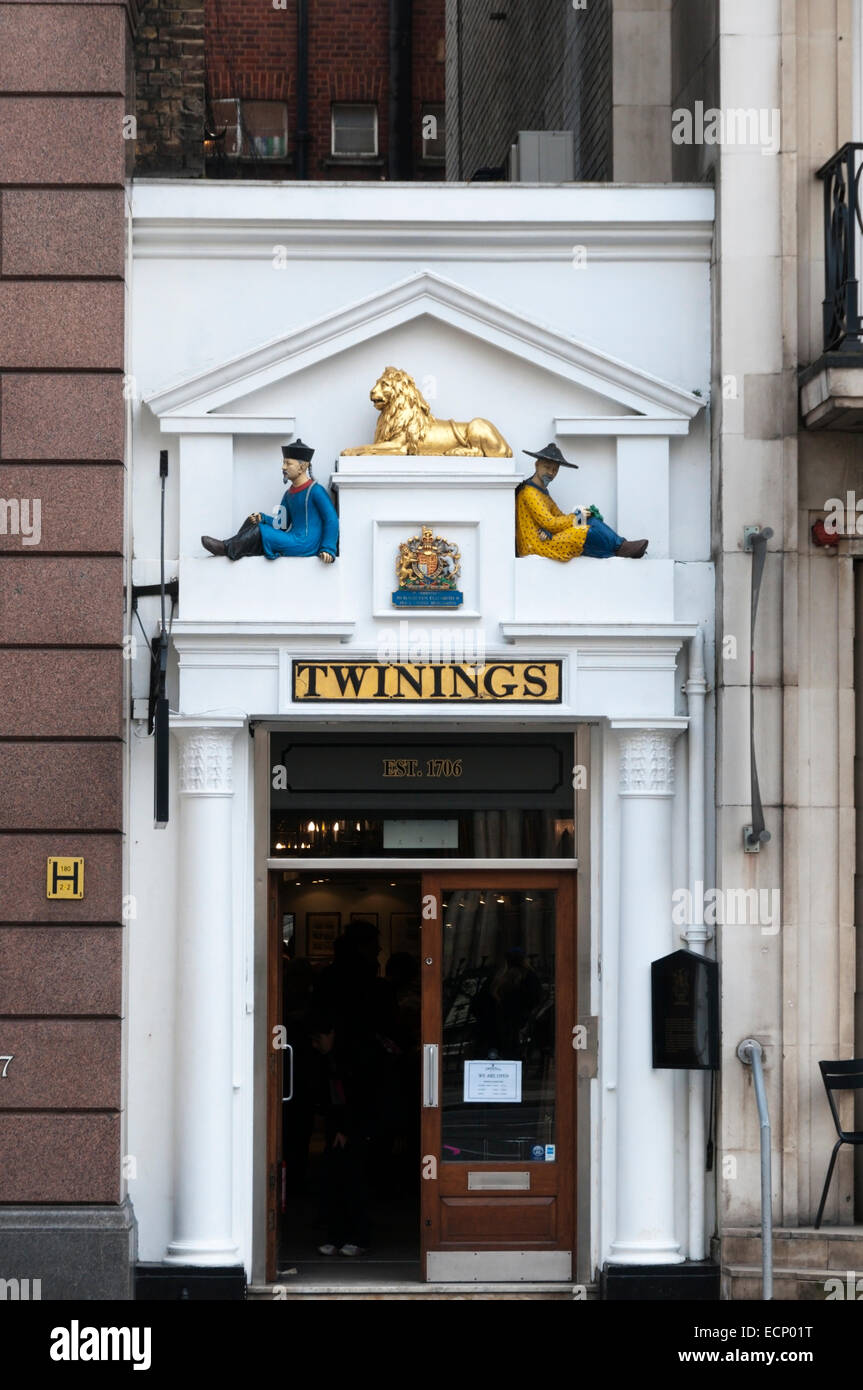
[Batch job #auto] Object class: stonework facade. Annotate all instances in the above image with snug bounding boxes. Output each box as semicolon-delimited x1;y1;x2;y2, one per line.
0;0;135;1296
135;0;205;176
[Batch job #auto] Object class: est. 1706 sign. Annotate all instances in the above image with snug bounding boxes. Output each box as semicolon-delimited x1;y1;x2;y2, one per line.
292;660;561;703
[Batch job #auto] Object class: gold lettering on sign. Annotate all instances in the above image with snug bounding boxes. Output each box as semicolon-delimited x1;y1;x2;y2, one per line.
293;661;561;703
382;758;465;778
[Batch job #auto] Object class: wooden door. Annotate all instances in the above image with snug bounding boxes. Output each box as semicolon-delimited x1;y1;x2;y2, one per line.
420;872;575;1281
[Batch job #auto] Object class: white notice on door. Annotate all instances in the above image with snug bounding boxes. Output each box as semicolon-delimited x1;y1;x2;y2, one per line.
463;1060;522;1103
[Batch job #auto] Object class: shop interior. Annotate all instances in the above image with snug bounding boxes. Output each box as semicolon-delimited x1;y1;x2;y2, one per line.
276;872;423;1280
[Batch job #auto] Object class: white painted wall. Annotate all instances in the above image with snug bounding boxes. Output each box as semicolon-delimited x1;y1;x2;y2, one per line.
126;181;715;1274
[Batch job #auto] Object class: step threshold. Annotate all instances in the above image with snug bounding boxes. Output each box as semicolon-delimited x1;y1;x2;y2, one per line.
251;1280;584;1296
722;1226;863;1237
725;1264;847;1280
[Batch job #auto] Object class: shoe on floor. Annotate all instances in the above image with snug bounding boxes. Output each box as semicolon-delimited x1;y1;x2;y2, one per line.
338;1244;367;1257
201;535;226;556
615;538;649;559
317;1243;338;1256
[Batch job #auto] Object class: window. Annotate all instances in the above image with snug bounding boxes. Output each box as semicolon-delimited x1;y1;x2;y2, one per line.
207;98;240;157
206;99;288;160
421;103;446;161
241;101;288;159
331;103;378;158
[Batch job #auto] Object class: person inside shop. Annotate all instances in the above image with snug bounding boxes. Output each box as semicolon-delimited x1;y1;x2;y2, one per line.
472;947;547;1060
384;951;422;1192
309;921;401;1251
308;1011;373;1257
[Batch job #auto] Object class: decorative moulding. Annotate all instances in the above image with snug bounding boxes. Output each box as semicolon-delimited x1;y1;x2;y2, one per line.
143;271;706;425
554;417;692;436
131;182;714;264
616;726;682;797
172;721;243;796
157;416;296;436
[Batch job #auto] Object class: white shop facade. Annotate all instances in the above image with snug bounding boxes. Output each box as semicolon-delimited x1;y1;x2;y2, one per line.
125;182;716;1294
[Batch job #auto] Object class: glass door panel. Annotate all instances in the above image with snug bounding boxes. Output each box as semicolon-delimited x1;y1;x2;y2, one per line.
440;889;556;1164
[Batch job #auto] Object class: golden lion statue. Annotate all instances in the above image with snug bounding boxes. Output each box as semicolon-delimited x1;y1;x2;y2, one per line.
341;366;512;457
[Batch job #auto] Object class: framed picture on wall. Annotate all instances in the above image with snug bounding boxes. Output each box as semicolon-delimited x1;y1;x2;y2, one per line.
390;911;419;956
307;911;341;959
350;911;379;928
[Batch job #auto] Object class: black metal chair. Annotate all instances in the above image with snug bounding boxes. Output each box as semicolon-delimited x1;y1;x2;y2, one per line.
814;1059;863;1229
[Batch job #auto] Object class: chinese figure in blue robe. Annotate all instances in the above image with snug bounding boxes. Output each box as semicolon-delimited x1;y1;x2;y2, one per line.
516;442;648;560
201;439;338;563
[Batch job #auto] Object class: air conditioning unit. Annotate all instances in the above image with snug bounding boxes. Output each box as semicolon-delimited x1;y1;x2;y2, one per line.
509;130;574;183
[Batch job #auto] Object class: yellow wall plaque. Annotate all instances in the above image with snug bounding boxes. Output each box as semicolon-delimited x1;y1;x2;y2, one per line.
292;660;561;703
47;857;84;899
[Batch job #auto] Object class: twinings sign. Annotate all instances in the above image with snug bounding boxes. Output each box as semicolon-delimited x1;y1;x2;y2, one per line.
292;660;561;703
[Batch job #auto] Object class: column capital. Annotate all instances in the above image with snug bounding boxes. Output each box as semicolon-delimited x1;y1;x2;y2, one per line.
171;719;244;796
611;720;687;797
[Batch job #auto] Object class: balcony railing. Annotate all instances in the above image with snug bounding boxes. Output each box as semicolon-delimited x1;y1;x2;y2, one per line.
817;143;863;353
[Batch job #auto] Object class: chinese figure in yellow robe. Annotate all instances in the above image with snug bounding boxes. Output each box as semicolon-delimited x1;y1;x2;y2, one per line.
515;442;648;560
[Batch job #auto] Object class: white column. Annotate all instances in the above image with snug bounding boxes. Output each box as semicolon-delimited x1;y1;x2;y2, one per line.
616;436;670;557
165;720;243;1266
178;433;233;557
610;721;685;1265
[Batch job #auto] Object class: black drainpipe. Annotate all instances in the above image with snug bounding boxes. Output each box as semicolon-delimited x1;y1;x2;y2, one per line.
296;0;309;179
388;0;413;181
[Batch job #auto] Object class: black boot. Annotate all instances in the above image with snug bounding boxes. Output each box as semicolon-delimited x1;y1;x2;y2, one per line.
223;522;265;560
202;522;265;560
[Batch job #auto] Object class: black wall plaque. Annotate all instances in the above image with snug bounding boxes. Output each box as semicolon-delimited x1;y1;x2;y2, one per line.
651;949;719;1070
271;733;573;812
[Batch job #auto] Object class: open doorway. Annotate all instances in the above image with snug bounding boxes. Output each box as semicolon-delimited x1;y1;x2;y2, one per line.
269;871;422;1282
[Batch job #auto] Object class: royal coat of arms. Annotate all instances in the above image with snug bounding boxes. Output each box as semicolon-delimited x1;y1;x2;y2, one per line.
392;526;463;608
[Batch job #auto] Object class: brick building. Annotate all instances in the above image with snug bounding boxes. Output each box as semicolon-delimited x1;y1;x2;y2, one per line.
135;0;445;180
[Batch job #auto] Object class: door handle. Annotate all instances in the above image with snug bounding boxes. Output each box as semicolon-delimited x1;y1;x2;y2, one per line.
423;1043;439;1108
282;1043;293;1103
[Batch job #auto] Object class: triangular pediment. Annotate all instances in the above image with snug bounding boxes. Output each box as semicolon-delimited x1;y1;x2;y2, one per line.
144;271;704;429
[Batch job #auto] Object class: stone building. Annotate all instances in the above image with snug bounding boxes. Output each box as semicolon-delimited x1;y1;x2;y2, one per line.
0;0;134;1298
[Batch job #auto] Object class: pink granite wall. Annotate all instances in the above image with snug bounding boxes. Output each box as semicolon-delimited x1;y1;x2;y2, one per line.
0;0;134;1205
